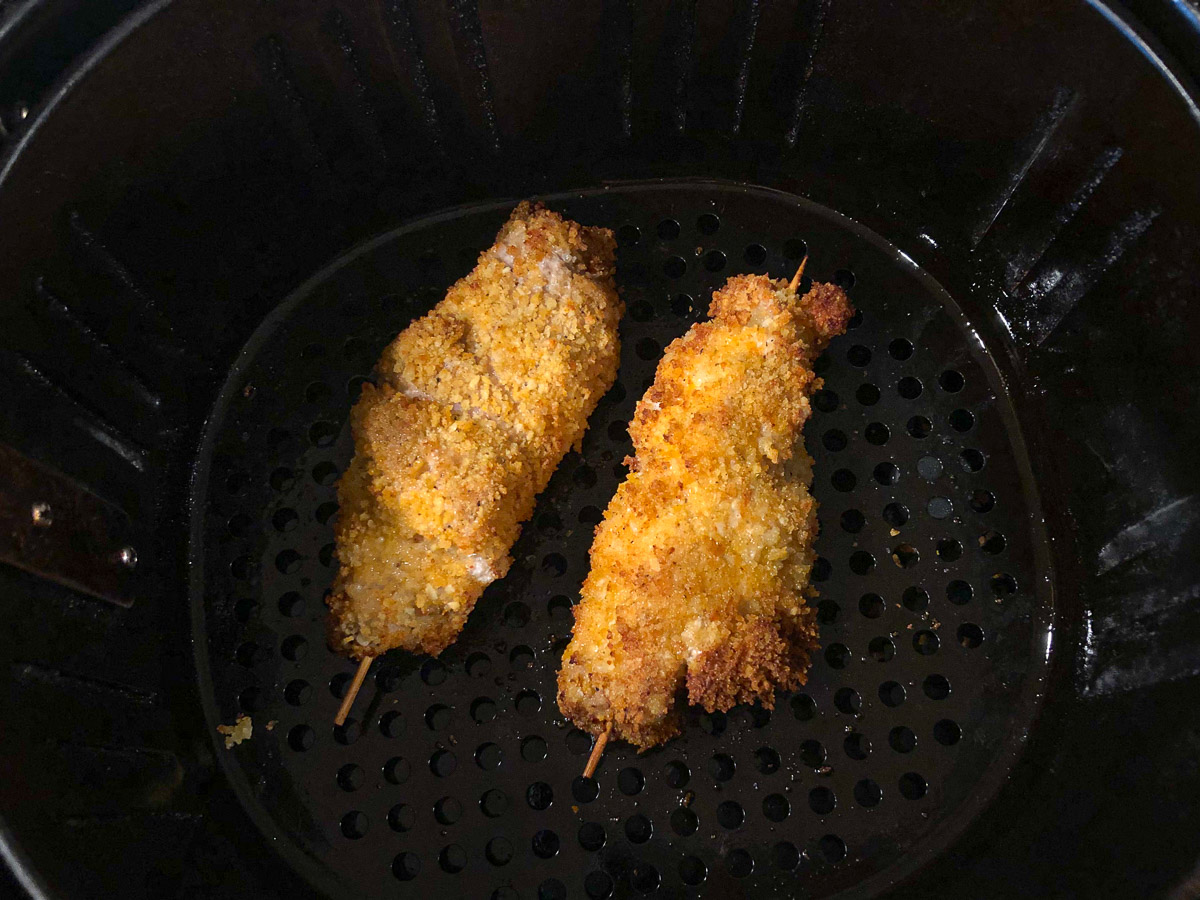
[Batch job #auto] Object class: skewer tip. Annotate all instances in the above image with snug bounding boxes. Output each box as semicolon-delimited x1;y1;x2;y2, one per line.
787;256;808;292
334;656;374;726
582;724;612;779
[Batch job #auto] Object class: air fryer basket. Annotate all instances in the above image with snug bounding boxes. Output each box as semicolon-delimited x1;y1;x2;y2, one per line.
1;2;1199;899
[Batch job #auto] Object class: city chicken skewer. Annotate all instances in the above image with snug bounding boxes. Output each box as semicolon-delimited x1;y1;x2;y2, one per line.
328;203;623;725
559;262;852;757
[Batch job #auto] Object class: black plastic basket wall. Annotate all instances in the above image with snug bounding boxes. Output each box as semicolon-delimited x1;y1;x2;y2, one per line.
0;2;1199;899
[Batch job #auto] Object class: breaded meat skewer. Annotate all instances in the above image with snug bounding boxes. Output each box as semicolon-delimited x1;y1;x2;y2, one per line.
328;203;622;723
558;267;852;753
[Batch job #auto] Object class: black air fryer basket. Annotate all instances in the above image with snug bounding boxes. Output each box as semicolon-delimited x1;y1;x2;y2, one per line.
2;2;1199;898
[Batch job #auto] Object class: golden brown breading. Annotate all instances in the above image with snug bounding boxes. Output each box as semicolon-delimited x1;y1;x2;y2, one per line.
557;275;852;749
327;203;622;660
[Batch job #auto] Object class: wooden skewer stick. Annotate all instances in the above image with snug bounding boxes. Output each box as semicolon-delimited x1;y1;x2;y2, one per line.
787;256;809;292
334;656;374;726
582;724;612;779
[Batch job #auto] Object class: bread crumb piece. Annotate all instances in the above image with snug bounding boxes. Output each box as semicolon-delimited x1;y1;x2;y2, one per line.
218;715;253;749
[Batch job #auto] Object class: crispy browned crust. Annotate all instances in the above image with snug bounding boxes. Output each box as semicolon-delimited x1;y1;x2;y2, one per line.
327;203;622;660
686;613;818;711
557;274;852;749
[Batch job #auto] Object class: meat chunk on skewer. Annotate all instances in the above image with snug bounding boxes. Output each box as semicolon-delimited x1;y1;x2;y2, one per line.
558;273;852;750
328;203;622;661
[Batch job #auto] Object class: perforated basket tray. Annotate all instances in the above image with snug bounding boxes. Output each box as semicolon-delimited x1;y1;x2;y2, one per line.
189;182;1052;900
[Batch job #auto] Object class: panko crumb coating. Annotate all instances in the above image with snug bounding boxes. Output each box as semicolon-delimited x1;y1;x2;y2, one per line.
558;274;852;749
328;203;622;660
